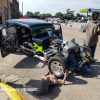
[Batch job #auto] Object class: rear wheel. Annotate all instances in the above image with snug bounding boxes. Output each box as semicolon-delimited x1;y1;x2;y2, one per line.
82;46;93;58
82;46;93;63
48;56;69;78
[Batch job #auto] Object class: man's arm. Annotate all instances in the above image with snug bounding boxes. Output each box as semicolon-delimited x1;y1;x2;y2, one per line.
97;24;100;35
50;77;66;85
58;71;69;85
41;72;50;79
97;30;100;35
57;76;67;85
44;72;50;76
83;24;87;32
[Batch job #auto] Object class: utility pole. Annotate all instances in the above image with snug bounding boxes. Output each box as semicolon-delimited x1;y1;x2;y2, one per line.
22;1;23;16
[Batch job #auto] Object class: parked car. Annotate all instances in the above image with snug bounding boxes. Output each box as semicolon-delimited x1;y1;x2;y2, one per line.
69;20;74;23
0;19;92;78
47;18;51;21
79;18;86;23
57;18;65;23
75;19;78;22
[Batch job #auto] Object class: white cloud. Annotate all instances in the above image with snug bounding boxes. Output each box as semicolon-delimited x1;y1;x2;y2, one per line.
19;0;100;15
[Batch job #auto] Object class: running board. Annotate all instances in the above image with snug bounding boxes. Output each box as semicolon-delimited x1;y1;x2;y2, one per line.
20;45;35;54
34;55;45;61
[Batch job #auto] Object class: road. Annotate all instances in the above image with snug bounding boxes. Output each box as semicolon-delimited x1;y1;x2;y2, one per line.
0;22;100;100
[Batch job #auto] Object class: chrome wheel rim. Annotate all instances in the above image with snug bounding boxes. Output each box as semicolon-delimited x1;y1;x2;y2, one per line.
50;61;64;76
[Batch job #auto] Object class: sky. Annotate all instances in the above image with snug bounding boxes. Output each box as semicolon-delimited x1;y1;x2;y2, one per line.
18;0;100;16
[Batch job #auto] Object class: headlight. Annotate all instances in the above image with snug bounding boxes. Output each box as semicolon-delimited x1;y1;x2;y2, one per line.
61;50;69;58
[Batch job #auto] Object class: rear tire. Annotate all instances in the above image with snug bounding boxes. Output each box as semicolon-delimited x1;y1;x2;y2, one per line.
48;56;69;78
82;46;93;58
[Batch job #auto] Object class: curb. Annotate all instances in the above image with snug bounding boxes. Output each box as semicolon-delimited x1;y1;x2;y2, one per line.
0;82;25;100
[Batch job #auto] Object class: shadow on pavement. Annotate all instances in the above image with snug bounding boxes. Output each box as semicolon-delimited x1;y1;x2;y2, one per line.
25;79;61;100
5;74;89;100
7;83;23;89
65;73;88;85
14;56;46;69
12;50;33;56
71;60;100;78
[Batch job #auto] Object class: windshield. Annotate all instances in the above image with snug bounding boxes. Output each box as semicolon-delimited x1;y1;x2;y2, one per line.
31;25;54;38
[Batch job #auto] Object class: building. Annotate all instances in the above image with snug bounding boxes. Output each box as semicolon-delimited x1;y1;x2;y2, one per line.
10;0;19;19
0;0;19;24
0;0;8;24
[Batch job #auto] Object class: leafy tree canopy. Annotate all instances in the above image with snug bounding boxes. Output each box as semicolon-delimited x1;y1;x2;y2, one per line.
88;14;92;17
55;12;63;17
76;13;86;17
40;13;52;17
34;11;40;16
26;11;34;15
66;8;74;17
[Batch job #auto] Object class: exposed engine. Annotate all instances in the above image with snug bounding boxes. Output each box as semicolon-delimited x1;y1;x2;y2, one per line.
68;49;81;63
61;38;83;64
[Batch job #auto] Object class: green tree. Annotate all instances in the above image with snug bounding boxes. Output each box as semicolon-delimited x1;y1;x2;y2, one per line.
46;13;52;16
66;8;74;17
40;13;47;17
40;13;52;17
81;14;86;17
88;14;92;17
26;11;34;15
34;11;40;16
63;13;66;17
76;13;81;17
76;13;86;17
55;12;63;17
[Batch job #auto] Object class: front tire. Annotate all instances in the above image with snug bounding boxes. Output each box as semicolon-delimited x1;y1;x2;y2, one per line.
48;56;69;78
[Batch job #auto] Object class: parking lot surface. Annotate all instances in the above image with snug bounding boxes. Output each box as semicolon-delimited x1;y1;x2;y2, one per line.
0;22;100;100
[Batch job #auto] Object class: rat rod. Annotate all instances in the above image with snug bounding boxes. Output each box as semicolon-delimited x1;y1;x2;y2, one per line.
0;19;92;77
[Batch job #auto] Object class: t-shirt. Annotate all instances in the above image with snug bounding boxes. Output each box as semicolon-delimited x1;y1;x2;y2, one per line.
51;18;54;23
65;20;68;23
83;21;100;47
45;18;48;22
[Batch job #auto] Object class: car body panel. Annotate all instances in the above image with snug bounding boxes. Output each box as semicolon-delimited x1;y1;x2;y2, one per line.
6;19;53;28
1;32;19;58
0;19;63;58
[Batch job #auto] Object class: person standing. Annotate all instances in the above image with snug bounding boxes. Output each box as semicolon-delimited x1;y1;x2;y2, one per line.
83;11;100;62
65;19;68;26
45;17;48;22
51;17;54;24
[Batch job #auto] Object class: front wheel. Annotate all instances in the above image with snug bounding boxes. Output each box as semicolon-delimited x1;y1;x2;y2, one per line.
48;56;69;78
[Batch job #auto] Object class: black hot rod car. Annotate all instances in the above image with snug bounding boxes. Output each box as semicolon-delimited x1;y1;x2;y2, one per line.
0;19;92;77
